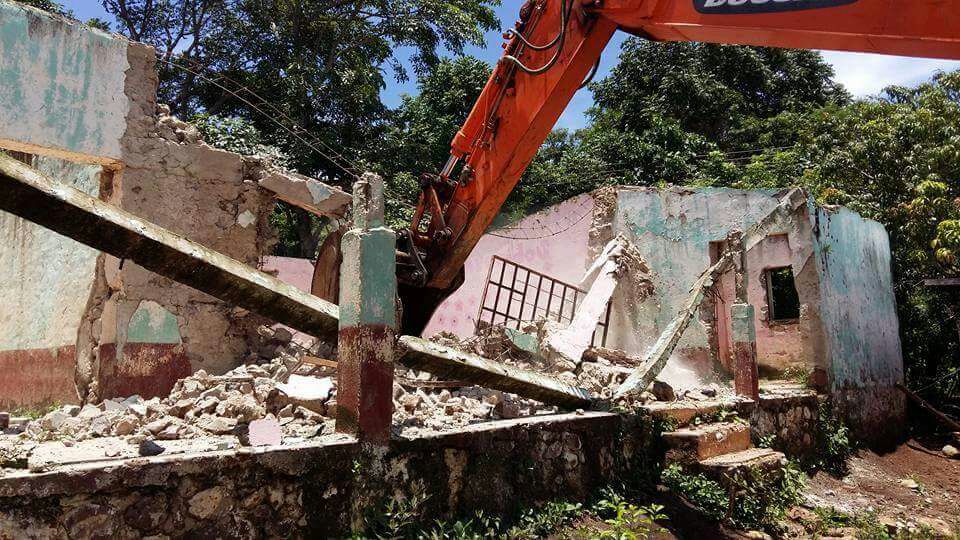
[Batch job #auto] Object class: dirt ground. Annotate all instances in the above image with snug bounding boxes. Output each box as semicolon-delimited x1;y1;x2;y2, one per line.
791;438;960;537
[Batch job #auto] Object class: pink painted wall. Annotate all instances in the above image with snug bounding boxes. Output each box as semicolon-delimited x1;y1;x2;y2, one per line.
716;234;804;372
425;194;595;338
262;256;315;293
261;256;317;345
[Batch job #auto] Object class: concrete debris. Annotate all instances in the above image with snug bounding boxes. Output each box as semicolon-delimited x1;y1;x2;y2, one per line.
155;105;202;145
614;255;733;400
257;168;352;219
542;234;652;369
397;335;593;410
9;356;335;454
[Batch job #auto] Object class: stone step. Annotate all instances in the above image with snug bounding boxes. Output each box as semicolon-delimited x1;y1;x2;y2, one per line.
697;447;786;477
662;421;751;464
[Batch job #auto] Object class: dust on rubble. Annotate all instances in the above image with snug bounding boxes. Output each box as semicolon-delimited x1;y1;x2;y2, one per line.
390;326;730;438
0;325;339;473
0;323;729;472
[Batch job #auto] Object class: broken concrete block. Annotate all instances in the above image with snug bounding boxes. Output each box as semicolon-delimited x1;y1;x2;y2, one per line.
40;411;70;431
195;415;238;435
397;336;592;410
77;404;102;420
257;169;351;218
542;235;651;368
247;418;282;447
276;375;333;402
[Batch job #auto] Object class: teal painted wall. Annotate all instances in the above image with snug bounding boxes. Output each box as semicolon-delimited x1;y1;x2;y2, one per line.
0;1;129;162
810;205;903;390
0;156;102;351
611;187;790;359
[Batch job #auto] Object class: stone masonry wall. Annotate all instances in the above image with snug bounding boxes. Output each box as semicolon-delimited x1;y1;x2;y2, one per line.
0;413;656;538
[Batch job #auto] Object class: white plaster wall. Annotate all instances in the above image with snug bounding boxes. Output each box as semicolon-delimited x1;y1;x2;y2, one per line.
0;1;129;164
0;156;102;350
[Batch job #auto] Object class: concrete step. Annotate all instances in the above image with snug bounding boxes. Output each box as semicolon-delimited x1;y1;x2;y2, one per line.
643;401;726;427
643;399;756;428
697;447;786;477
662;421;751;464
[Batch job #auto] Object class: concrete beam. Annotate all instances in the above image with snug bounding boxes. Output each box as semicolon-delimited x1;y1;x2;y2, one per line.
543;235;642;368
0;153;340;341
397;336;593;410
614;256;732;400
257;169;351;219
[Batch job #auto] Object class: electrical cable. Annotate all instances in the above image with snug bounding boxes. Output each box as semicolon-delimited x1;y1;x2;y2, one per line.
579;57;601;90
158;55;421;209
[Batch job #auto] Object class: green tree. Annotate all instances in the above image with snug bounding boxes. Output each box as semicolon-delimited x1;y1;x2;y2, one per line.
15;0;71;16
375;56;491;226
507;40;847;216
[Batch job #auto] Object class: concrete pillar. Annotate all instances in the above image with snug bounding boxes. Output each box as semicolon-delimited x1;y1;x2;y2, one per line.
727;230;759;400
336;173;397;444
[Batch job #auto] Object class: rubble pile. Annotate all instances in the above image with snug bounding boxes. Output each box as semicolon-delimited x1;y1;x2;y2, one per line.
428;327;694;400
388;326;727;437
14;355;336;448
391;378;557;435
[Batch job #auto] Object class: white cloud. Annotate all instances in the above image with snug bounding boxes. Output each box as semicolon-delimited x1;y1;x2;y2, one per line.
820;51;960;97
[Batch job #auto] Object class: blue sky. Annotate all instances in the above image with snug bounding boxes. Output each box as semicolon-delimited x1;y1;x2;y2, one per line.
64;1;960;130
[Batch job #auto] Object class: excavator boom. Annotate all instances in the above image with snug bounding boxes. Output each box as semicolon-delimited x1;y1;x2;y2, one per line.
393;0;960;334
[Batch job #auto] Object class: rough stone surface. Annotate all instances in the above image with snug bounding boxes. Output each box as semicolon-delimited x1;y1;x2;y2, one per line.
0;412;657;538
749;384;820;458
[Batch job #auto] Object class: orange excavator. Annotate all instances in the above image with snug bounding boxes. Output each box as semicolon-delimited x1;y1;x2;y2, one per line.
363;0;960;335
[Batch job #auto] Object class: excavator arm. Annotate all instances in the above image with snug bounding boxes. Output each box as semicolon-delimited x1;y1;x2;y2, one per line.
392;0;960;334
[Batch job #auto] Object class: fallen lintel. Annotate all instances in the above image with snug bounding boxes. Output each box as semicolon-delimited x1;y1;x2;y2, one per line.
257;168;352;219
614;256;732;400
543;235;649;367
582;347;641;367
397;336;593;410
0;153;340;341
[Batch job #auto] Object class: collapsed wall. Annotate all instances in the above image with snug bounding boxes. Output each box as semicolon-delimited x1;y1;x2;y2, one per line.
603;187;819;374
0;2;348;408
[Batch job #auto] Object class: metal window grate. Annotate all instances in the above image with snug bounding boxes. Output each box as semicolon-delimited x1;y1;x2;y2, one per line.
476;255;610;348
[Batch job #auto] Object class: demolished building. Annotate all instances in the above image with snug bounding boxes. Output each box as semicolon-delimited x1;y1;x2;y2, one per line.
0;3;914;536
431;186;906;442
0;2;350;410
